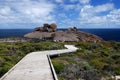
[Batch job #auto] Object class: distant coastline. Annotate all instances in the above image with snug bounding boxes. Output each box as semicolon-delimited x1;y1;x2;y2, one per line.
0;29;120;41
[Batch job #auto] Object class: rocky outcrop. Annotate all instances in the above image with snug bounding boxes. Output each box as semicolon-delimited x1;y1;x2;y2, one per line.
24;24;103;42
35;23;57;32
67;27;78;32
24;32;52;39
53;31;79;42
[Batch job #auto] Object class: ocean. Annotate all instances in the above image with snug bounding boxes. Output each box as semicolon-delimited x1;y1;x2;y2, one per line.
81;29;120;42
0;29;33;38
0;29;120;42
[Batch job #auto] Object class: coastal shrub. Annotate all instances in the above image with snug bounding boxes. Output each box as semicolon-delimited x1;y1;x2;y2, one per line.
48;44;63;50
77;47;84;52
82;62;93;70
0;41;64;77
76;42;90;49
52;41;120;80
90;58;108;70
0;57;4;64
100;49;109;57
0;62;14;76
52;60;64;74
114;67;120;75
59;77;66;80
88;43;102;49
111;54;120;60
0;49;9;56
112;43;120;51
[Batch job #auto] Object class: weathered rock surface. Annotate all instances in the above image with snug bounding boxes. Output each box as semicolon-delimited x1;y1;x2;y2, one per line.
53;31;79;42
35;23;57;32
24;24;103;42
24;32;52;39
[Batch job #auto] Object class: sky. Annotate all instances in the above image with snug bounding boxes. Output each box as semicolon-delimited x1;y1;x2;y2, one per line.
0;0;120;29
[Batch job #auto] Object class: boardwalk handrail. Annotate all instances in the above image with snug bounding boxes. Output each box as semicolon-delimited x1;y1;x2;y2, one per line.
47;45;78;80
47;55;58;80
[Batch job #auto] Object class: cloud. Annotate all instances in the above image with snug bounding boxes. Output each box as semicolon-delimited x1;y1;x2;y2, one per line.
107;9;120;23
79;0;90;4
0;6;12;15
58;2;120;28
79;3;115;24
70;0;78;3
0;0;55;24
63;4;76;10
95;3;114;13
0;0;120;28
58;13;67;18
76;3;120;28
55;0;64;3
80;3;114;16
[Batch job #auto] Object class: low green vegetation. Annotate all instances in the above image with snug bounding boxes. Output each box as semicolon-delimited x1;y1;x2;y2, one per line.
0;41;64;77
52;41;120;80
0;40;120;79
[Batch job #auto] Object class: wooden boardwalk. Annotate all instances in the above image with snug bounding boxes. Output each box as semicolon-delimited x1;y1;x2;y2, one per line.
0;45;78;80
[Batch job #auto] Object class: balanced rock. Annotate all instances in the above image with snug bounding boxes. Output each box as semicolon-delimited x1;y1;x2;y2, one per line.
35;27;43;31
34;23;57;32
50;23;57;32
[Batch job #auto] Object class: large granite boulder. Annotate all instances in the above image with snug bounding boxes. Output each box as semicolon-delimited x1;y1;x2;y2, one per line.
67;27;78;32
50;23;57;32
34;23;57;32
35;27;43;31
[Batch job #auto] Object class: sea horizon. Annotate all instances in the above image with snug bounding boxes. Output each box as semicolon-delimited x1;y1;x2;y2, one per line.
0;28;120;29
0;29;120;42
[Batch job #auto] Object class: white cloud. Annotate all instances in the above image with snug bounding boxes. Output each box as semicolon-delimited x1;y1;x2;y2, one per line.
0;0;120;28
70;0;78;3
79;3;115;24
58;13;67;18
107;9;120;23
55;0;64;3
95;3;114;13
80;3;114;16
0;0;55;24
61;3;82;11
55;2;120;28
75;2;120;28
79;0;90;4
0;6;13;15
63;4;76;10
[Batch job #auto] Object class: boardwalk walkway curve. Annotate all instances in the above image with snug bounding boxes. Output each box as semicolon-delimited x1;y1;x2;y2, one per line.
0;45;78;80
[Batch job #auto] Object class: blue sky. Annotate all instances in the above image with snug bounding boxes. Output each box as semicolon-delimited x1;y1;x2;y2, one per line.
0;0;120;29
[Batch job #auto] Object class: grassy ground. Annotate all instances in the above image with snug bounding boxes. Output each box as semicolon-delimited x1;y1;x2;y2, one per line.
52;41;120;80
0;41;64;77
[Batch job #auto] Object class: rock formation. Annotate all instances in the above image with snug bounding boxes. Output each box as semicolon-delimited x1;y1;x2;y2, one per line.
24;23;103;42
67;27;78;32
35;23;57;32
